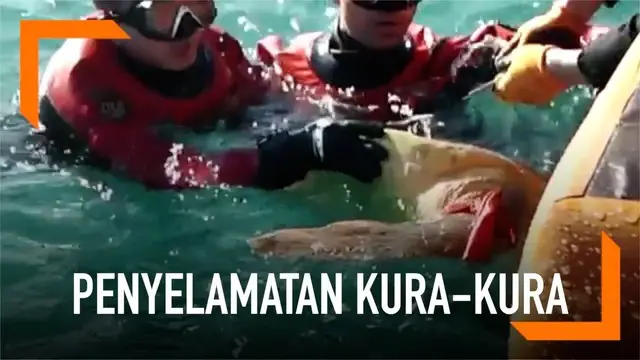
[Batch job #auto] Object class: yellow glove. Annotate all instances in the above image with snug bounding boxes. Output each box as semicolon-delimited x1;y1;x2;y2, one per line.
493;44;568;105
499;6;586;58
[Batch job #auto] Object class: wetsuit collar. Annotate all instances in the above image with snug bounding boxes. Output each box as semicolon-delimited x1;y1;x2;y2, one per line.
115;45;213;98
330;23;412;55
307;22;414;90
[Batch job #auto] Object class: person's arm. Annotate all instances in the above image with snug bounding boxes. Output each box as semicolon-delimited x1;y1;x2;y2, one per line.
44;84;389;191
86;121;260;189
40;92;262;190
544;13;639;90
499;0;618;56
493;12;638;105
554;0;616;24
577;12;639;89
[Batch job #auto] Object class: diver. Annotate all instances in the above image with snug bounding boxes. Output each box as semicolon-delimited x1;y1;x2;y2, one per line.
38;0;389;190
255;0;606;128
494;0;639;104
257;0;510;126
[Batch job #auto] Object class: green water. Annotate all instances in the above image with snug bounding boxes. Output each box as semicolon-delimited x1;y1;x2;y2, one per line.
0;0;631;358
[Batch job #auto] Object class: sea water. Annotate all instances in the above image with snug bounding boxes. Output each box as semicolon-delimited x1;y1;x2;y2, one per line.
0;0;631;358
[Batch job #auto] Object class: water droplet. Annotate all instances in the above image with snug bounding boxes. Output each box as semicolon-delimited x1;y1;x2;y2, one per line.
593;212;606;221
561;238;569;245
560;266;571;275
570;244;579;253
289;18;300;32
584;286;592;295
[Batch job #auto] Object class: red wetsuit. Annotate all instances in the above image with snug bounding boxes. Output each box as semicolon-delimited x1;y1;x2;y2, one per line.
40;20;269;189
257;22;610;122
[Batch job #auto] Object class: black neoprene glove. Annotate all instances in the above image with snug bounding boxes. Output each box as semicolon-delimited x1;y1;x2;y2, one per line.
253;118;389;190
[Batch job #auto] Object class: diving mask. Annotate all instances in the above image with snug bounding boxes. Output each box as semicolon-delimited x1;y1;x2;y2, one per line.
115;0;217;42
352;0;422;12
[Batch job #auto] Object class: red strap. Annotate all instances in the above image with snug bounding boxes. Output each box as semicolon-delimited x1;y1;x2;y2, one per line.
442;189;514;262
461;190;502;262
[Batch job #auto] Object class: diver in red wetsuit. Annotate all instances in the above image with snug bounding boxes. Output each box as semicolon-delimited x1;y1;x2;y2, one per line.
257;0;609;127
39;0;388;190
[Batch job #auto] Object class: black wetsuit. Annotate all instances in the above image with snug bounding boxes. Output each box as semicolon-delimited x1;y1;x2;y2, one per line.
309;26;415;90
578;11;640;90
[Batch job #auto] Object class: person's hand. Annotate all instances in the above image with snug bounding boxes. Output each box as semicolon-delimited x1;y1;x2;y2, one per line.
305;119;389;180
493;44;568;105
255;119;389;189
498;6;586;59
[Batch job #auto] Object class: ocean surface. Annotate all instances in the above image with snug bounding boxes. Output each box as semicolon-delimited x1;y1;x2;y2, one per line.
0;0;632;358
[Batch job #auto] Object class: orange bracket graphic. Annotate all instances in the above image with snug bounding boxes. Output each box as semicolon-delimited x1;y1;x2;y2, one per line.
511;232;621;341
18;21;623;342
19;20;130;129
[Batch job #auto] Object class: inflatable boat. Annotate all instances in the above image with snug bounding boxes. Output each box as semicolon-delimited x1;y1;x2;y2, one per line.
509;36;640;360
